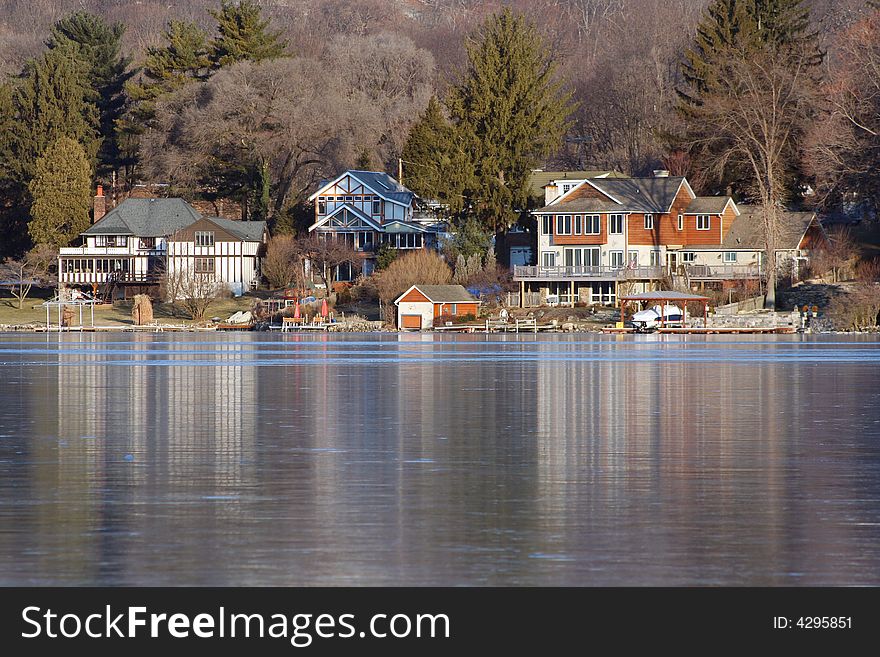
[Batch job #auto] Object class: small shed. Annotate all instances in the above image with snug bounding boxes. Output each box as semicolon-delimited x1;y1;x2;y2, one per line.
394;284;481;330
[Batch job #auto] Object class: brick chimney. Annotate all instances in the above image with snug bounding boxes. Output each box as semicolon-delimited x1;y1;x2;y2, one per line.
544;183;559;206
93;185;106;223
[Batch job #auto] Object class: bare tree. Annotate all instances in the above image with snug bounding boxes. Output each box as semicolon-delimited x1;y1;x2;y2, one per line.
300;235;363;292
0;244;56;309
262;234;304;290
162;266;221;321
684;52;818;309
805;10;880;218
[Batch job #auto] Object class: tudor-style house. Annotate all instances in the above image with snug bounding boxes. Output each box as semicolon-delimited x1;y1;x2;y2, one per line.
307;170;446;278
514;173;825;306
58;191;268;298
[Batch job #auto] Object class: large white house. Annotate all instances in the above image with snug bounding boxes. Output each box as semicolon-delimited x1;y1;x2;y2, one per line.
58;194;268;298
307;170;446;278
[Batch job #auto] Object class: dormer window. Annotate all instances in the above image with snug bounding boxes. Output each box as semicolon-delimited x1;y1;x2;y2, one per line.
195;231;215;247
696;215;711;230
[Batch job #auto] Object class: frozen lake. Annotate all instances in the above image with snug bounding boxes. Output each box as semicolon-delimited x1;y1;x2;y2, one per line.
0;331;878;585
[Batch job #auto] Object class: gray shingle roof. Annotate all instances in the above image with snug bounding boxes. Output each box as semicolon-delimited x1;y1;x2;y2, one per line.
83;198;200;237
722;206;818;250
685;196;733;214
82;198;265;242
410;285;479;303
349;170;414;205
536;177;688;214
534;198;622;214
587;177;686;212
208;217;267;242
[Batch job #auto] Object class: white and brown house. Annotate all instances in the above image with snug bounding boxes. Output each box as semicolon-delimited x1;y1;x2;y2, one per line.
58;190;268;298
395;285;481;330
307;170;447;279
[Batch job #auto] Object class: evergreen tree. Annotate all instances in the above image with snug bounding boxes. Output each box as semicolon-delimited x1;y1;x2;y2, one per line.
401;96;472;215
7;49;99;186
28;137;92;248
47;12;134;176
354;149;374;170
124;21;211;130
447;9;572;233
681;0;822;109
119;20;212;180
209;1;288;67
250;159;271;222
677;0;823;197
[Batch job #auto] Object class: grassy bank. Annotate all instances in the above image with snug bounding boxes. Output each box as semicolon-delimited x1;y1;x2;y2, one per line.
0;295;257;328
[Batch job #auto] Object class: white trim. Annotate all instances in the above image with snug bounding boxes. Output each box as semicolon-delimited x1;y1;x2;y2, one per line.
394;284;479;306
308;203;383;232
308;171;410;206
383;220;429;233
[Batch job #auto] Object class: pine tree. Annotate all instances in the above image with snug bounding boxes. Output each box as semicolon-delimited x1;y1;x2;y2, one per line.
452;254;467;284
447;9;572;233
401;96;472;215
209;1;288;67
7;49;99;185
47;12;134;177
28;137;92;248
119;21;212;179
681;0;822;111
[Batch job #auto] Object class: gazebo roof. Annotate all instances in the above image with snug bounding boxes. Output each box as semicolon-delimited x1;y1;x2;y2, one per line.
621;290;709;302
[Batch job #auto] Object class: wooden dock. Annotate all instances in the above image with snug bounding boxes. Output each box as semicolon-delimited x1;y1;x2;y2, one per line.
602;326;796;335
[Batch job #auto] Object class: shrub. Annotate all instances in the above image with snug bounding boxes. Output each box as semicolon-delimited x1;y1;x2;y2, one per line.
374;250;451;304
826;283;880;330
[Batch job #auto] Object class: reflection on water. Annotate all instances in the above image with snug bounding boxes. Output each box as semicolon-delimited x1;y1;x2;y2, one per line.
0;332;879;585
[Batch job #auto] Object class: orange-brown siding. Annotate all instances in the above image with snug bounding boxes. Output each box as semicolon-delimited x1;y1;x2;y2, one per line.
434;302;479;317
562;183;615;203
720;203;737;240
553;214;606;245
799;223;825;249
627;213;658;246
399;288;431;303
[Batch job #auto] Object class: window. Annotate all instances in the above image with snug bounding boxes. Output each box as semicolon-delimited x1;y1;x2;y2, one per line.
359;232;374;250
584;214;600;235
677;214;683;231
138;237;155;250
681;252;696;263
542;216;552;235
195;231;215;247
610;251;625;268
556;215;572;235
194;257;215;274
644;214;654;230
696;215;711;230
628;250;638;266
723;251;737;263
650;250;661;267
372;199;382;214
610;214;624;235
574;215;582;235
345;196;353;202
542;252;556;267
562;183;573;194
564;247;599;267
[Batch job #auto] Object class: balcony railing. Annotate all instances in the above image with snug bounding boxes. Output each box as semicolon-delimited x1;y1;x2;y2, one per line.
59;246;164;256
513;265;665;281
684;264;762;280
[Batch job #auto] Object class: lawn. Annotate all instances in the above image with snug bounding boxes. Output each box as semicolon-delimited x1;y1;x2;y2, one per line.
0;294;257;328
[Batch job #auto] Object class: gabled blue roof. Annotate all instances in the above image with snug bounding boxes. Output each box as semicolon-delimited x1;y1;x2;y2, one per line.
347;170;415;206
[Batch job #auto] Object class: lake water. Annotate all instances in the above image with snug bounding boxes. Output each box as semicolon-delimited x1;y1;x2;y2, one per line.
0;332;878;586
